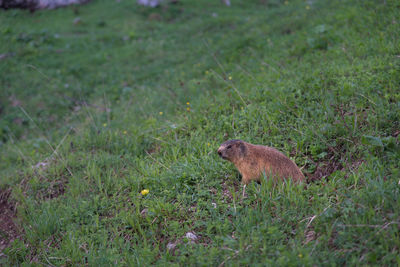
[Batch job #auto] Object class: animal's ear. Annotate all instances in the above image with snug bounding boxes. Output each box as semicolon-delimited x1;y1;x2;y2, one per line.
239;142;247;157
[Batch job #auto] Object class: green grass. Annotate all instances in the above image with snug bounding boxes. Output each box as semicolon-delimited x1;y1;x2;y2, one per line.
0;0;399;265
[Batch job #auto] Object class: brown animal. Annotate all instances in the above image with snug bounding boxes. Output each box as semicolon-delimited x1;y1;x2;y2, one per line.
217;140;304;188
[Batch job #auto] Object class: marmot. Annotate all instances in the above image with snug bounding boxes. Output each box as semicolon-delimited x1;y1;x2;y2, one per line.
217;140;304;185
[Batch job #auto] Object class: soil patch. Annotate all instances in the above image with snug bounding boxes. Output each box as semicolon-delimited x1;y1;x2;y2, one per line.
306;145;346;182
0;188;21;255
308;158;343;182
307;147;364;182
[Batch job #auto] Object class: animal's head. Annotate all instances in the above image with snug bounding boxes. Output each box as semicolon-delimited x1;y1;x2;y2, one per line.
217;139;247;162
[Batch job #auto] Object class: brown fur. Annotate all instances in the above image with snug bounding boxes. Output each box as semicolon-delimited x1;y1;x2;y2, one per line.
217;139;304;184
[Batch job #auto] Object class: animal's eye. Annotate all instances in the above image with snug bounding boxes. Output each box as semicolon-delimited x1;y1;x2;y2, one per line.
227;145;232;149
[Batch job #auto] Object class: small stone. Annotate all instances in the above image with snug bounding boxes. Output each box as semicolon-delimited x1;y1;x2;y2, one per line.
33;161;48;169
73;17;81;25
185;232;198;242
222;0;230;6
167;242;176;250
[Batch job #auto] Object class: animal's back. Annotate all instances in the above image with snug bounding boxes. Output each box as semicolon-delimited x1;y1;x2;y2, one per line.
239;142;304;183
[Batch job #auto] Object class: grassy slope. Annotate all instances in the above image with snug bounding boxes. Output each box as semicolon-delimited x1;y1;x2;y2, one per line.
1;0;399;265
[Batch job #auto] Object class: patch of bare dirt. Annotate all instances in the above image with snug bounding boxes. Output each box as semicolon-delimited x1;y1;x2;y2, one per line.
307;152;365;182
0;188;21;255
308;158;343;182
305;139;365;182
41;178;66;200
304;103;372;182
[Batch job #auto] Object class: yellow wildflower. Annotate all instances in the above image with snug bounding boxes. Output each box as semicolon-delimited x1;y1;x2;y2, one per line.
123;130;127;135
159;111;163;115
141;189;149;196
306;5;310;9
103;123;107;127
186;102;190;105
228;76;232;80
187;107;190;111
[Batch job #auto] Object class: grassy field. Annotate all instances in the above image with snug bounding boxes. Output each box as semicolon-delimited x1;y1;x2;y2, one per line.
0;0;399;265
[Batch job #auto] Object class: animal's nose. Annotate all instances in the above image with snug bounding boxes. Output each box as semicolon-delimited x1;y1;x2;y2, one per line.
217;148;223;157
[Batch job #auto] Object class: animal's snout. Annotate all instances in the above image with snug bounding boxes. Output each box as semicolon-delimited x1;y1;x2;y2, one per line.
217;147;223;157
217;145;230;161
